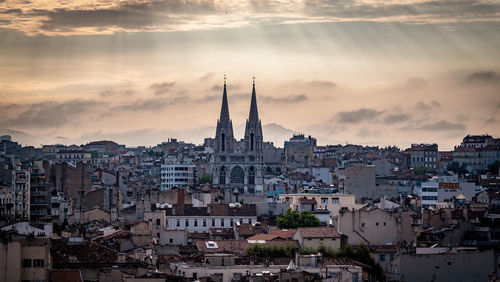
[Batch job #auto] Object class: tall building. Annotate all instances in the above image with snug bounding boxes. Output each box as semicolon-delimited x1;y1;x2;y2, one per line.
212;77;264;194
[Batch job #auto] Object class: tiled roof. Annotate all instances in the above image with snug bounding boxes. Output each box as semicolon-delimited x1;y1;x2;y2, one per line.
247;234;280;241
195;240;248;254
296;227;341;238
51;239;146;267
235;223;266;238
209;204;256;216
50;270;83;282
269;229;294;239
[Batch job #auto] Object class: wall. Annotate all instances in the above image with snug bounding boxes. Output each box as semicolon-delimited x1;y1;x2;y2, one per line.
398;250;495;282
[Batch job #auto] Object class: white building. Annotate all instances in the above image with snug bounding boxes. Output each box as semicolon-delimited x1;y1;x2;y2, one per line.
160;158;196;190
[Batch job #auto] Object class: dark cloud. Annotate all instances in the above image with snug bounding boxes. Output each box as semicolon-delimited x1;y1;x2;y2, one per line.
99;89;135;97
56;136;68;140
261;94;308;104
383;113;411;124
415;101;441;111
304;0;500;21
466;71;500;85
211;84;223;91
150;81;176;95
305;80;337;89
114;95;187;111
2;99;99;129
33;0;217;31
335;108;385;124
417;120;466;131
485;117;497;125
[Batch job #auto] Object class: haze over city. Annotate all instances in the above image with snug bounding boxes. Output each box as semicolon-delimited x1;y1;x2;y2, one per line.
0;0;499;149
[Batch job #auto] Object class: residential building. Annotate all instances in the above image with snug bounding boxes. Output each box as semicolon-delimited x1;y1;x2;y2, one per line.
160;158;196;190
293;226;344;250
410;143;438;171
279;191;361;218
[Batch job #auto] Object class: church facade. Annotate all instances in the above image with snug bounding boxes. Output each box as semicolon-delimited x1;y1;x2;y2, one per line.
211;78;264;194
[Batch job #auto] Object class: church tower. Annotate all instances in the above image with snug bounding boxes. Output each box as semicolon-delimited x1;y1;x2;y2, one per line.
244;77;263;154
212;76;264;195
214;75;235;154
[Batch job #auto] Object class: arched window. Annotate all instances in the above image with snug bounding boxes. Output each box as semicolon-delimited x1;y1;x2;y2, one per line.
230;166;244;184
248;166;255;184
266;166;272;175
220;166;226;185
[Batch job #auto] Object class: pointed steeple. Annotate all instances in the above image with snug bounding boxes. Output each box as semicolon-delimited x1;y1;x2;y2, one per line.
248;76;259;125
219;74;230;122
244;76;263;144
216;74;234;140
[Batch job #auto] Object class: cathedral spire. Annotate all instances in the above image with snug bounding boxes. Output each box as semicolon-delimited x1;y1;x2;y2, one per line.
216;74;234;140
248;76;259;124
219;74;230;123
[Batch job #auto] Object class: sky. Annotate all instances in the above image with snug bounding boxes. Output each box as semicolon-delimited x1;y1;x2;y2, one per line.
0;0;499;150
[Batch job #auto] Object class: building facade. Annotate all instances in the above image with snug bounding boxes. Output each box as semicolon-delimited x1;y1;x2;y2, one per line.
212;78;264;194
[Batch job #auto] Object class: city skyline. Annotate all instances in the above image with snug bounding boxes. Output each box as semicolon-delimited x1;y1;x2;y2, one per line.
1;0;500;150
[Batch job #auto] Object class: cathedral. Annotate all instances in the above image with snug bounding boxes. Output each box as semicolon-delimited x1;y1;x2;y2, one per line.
212;77;264;194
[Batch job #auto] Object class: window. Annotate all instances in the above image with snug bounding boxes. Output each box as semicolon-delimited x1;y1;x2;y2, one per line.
156;219;161;227
352;273;359;282
22;259;31;268
185;219;189;227
169;239;173;244
221;219;225;227
212;218;216;227
376;222;379;226
176;219;180;227
33;259;44;268
379;254;386;262
230;219;233;227
390;254;395;261
194;219;198;227
332;198;339;204
203;219;207;227
157;233;160;238
321;198;328;205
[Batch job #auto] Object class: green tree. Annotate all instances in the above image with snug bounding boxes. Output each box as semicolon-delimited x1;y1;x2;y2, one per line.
446;161;468;175
276;209;320;229
413;166;428;175
199;174;213;184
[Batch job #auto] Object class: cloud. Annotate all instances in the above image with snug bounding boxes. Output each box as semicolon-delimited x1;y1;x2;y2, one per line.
211;84;223;91
199;72;215;81
417;120;466;131
2;0;499;36
261;94;308;104
99;88;135;97
150;81;176;95
405;77;427;89
466;71;500;85
113;95;187;112
1;99;99;129
415;101;441;111
383;113;411;124
335;108;385;124
304;80;337;89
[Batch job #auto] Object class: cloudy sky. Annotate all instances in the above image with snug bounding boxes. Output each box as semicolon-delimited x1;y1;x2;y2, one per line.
0;0;499;150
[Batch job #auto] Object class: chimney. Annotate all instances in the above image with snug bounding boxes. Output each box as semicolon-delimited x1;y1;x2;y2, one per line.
177;188;185;215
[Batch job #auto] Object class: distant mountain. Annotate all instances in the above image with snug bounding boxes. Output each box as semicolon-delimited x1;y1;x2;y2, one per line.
263;123;299;147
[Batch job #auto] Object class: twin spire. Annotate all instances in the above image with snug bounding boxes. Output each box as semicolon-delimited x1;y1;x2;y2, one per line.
216;75;262;140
